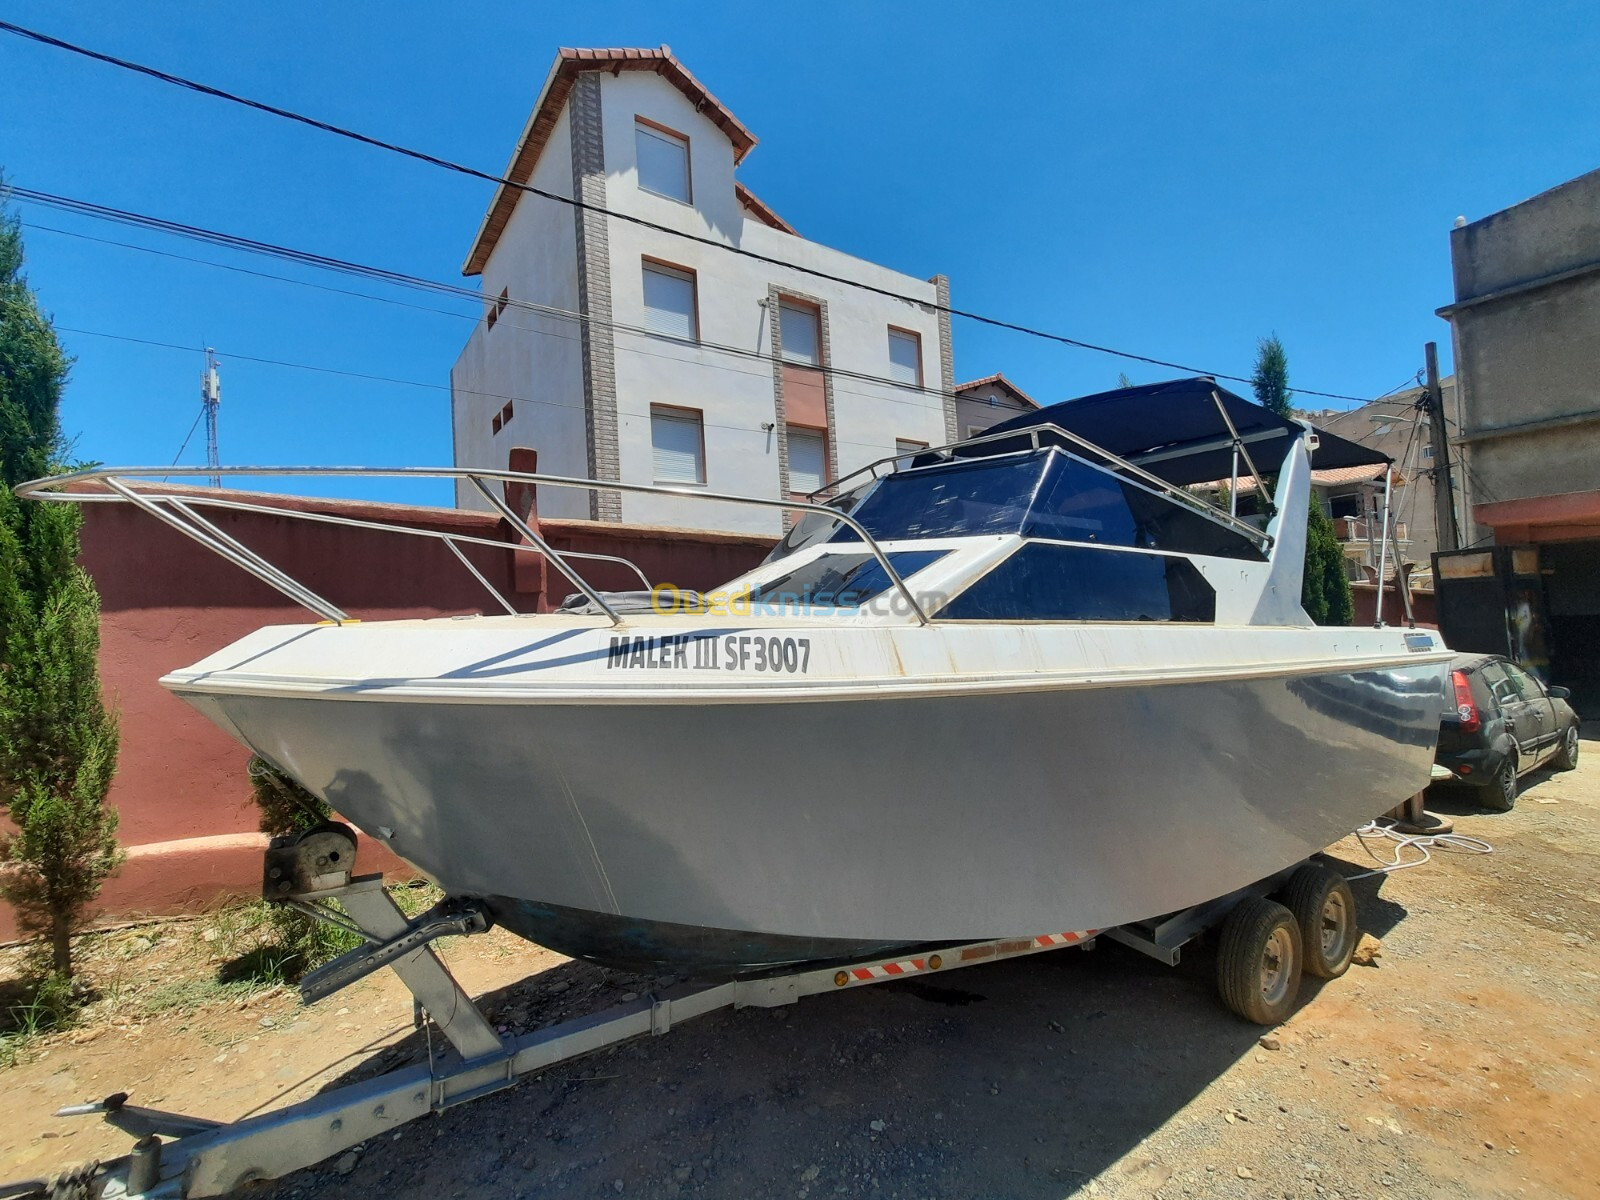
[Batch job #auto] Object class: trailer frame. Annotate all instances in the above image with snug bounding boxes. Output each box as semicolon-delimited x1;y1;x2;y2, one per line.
20;833;1356;1200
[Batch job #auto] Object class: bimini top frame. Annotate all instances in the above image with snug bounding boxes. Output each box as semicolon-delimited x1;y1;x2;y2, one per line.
14;464;933;628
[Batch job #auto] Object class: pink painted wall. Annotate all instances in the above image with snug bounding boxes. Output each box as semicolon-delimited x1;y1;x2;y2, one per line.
1351;582;1438;629
1;487;773;941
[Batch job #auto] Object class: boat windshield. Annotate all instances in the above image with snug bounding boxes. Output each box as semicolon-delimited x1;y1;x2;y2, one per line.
823;451;1266;561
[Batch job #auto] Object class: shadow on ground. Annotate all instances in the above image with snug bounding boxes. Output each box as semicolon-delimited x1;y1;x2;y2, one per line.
251;853;1400;1200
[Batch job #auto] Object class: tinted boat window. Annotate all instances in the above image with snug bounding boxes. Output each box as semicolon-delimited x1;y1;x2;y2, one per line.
1026;456;1267;561
936;543;1215;623
757;550;948;608
827;450;1262;561
829;457;1047;543
763;483;875;565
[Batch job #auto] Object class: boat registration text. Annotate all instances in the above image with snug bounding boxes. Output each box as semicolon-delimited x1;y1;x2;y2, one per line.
606;634;812;673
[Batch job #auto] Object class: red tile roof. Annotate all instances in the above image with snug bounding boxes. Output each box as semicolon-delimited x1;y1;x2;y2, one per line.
953;373;1039;409
735;182;797;235
463;47;759;276
1227;462;1391;495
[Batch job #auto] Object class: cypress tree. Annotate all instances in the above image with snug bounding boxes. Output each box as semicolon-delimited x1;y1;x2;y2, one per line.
1251;334;1293;419
0;191;122;979
1302;506;1356;626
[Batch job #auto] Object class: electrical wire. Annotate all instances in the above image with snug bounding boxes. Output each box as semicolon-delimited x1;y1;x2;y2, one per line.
0;21;1384;403
12;188;1031;421
1349;818;1493;879
163;404;205;475
46;319;918;461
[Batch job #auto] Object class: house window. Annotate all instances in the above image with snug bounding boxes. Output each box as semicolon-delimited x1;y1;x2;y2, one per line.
501;402;514;427
1329;492;1363;520
788;427;828;495
779;300;822;366
642;260;698;341
650;405;705;485
635;118;691;204
887;328;922;386
487;288;509;330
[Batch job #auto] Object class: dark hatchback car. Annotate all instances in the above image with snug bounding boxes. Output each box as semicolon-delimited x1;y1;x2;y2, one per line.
1434;653;1581;810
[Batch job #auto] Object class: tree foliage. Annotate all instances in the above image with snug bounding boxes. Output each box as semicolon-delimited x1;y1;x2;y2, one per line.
0;193;123;978
249;755;330;836
1251;334;1293;419
1303;505;1356;626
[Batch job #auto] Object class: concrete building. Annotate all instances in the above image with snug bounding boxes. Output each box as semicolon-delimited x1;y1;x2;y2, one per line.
450;47;954;534
953;373;1038;439
1304;379;1460;577
1438;167;1600;695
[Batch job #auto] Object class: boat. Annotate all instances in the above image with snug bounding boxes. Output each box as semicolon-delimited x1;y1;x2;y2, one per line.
19;378;1452;978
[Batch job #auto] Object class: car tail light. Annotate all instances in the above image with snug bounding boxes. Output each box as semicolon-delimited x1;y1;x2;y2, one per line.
1452;669;1481;733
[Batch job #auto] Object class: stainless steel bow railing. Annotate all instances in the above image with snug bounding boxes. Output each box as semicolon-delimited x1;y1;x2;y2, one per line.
14;465;931;627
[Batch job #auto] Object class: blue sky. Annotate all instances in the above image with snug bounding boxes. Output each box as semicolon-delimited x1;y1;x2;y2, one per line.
2;2;1596;501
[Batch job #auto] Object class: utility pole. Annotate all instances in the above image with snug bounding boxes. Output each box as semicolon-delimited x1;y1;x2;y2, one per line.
201;348;221;488
1423;341;1460;551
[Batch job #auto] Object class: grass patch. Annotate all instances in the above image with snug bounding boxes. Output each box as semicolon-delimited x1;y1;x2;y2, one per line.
209;881;437;988
0;879;449;1068
1;972;82;1067
139;975;272;1017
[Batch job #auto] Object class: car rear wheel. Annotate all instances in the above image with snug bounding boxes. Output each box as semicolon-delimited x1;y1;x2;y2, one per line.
1553;725;1580;772
1481;753;1518;812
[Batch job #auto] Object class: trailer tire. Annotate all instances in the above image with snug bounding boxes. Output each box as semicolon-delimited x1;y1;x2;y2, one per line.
1215;897;1302;1025
1282;864;1358;979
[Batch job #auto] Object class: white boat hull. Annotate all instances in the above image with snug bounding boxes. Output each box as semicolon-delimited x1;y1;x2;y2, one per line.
169;618;1449;974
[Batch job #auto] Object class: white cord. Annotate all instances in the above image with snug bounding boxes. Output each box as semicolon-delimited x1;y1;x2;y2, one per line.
1349;819;1494;880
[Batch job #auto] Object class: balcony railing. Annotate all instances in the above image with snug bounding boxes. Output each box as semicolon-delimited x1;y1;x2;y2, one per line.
1334;516;1407;543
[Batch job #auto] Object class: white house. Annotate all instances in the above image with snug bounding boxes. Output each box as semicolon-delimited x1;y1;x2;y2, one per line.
451;46;955;534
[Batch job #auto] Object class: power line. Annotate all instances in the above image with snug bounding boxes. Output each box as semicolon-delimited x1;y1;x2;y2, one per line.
0;19;1384;404
46;320;913;460
10;187;1033;420
23;220;476;321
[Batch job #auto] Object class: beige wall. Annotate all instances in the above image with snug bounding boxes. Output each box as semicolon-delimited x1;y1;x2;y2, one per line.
955;385;1032;439
1443;168;1600;541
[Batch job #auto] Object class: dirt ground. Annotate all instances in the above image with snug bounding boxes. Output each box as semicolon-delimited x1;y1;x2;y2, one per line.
4;728;1600;1200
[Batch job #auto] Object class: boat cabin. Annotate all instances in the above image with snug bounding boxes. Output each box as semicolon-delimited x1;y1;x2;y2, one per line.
727;378;1390;628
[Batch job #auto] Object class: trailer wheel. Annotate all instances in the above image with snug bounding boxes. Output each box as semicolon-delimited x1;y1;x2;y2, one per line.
1215;897;1302;1025
1282;864;1358;979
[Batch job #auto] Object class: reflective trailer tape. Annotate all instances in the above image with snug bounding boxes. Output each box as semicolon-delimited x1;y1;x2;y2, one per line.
844;931;1096;984
847;956;929;982
1033;931;1093;948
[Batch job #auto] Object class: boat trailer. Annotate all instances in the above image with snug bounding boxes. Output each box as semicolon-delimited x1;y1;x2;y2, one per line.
14;826;1362;1200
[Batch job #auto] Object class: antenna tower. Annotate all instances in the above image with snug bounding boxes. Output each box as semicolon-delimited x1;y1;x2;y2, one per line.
201;348;220;487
